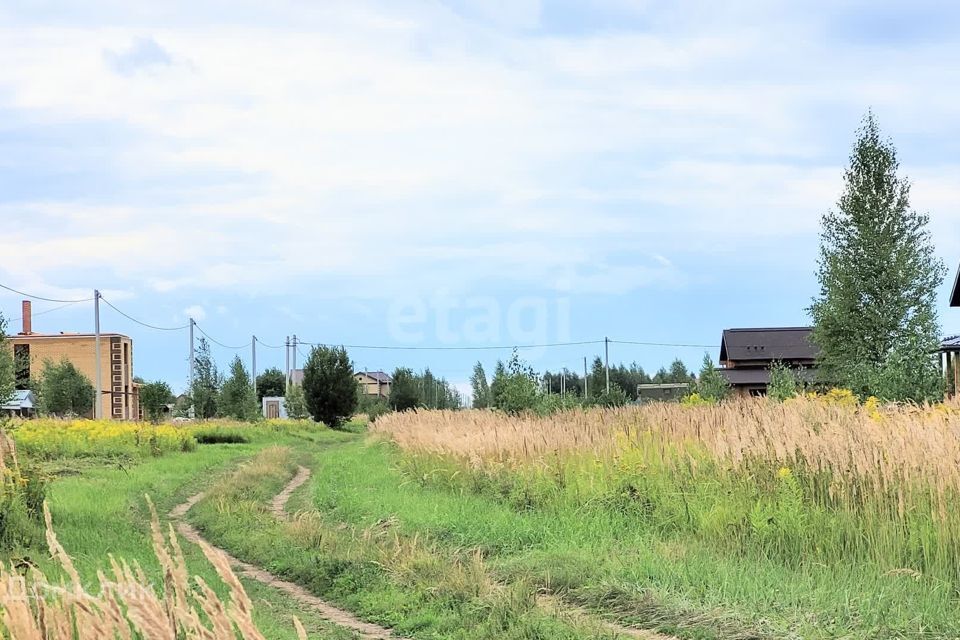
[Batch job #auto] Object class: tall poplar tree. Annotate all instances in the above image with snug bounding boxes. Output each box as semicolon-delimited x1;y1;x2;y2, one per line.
470;362;491;409
809;112;946;402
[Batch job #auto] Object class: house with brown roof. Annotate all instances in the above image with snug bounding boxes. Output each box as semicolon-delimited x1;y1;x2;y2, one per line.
355;371;392;398
718;327;819;397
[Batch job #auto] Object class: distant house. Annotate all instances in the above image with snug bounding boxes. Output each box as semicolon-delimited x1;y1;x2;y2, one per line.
718;327;819;397
942;264;960;394
8;300;138;420
355;371;392;398
2;389;36;418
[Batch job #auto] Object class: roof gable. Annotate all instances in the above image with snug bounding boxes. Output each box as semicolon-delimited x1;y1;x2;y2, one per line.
719;327;818;362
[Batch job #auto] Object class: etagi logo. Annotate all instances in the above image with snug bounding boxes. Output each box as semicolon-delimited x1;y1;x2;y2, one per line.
386;292;571;360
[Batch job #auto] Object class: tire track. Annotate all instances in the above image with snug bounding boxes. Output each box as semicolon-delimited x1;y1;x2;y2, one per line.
169;469;399;640
276;466;677;640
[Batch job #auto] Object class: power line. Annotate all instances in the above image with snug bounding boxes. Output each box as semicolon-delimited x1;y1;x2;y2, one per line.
9;300;85;323
194;323;250;350
609;339;714;349
0;282;93;303
295;339;605;351
99;296;191;332
256;338;284;349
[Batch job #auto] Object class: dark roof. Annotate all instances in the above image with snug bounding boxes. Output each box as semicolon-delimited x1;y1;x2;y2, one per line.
718;369;771;385
952;264;960;307
357;371;392;383
719;367;818;387
943;335;960;352
719;327;818;362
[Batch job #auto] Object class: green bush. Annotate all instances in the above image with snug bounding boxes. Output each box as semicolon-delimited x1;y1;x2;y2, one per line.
767;361;800;402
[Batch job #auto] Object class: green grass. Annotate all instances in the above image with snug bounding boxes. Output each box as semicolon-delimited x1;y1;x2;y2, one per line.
3;426;360;640
188;441;607;640
303;439;960;640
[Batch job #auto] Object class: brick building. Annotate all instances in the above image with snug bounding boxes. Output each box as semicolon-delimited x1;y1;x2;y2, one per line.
9;300;139;420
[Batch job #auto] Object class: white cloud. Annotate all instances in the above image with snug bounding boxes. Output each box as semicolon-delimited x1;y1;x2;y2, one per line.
0;1;958;304
183;305;206;321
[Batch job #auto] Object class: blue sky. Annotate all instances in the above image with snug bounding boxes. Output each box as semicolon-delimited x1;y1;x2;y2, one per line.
1;0;959;395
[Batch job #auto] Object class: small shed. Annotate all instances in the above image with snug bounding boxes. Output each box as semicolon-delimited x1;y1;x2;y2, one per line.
636;383;690;403
262;396;287;419
2;390;37;418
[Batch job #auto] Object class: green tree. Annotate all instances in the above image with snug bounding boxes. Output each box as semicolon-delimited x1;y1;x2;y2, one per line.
283;383;309;420
492;350;539;414
767;361;799;403
140;380;173;423
389;367;421;411
190;338;221;419
589;357;605;398
470;362;491;408
39;359;95;417
696;353;730;402
810;112;946;402
668;358;693;383
0;314;15;408
490;361;507;408
302;346;357;428
256;367;286;402
219;356;258;421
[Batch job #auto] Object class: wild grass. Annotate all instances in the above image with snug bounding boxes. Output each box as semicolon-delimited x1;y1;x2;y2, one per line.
368;398;960;637
9;419;196;459
190;444;606;639
0;496;309;639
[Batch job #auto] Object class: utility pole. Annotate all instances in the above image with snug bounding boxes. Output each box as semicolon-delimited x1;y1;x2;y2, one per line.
292;335;298;374
252;335;257;395
285;336;290;392
584;356;588;398
189;318;195;418
605;336;610;394
94;290;102;420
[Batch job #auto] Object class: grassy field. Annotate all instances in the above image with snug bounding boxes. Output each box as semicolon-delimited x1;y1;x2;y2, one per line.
367;398;960;638
0;419;360;639
4;398;960;638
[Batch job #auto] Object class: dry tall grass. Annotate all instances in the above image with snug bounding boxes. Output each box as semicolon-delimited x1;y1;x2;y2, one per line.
374;398;960;498
0;430;306;639
374;398;960;583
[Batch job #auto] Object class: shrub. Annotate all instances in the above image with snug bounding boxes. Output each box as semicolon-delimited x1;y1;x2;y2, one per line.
38;359;95;417
283;383;310;420
140;380;174;423
192;429;250;444
767;360;800;402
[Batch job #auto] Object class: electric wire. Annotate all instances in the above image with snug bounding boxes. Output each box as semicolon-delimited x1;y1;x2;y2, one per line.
194;323;250;350
609;339;714;349
10;300;85;323
99;296;191;331
295;339;605;351
0;282;94;303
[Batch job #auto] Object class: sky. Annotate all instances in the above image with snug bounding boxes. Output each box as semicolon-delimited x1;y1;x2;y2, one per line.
1;0;959;395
